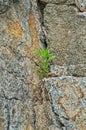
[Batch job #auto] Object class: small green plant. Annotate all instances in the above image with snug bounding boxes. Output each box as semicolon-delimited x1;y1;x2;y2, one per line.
36;47;55;78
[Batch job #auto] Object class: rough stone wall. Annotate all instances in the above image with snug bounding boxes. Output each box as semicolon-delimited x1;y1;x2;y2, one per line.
42;0;86;130
0;0;86;130
0;0;44;130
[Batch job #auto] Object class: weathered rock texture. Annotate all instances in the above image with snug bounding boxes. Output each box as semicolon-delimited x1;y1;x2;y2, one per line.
0;0;86;130
0;0;44;130
44;3;86;66
44;76;86;130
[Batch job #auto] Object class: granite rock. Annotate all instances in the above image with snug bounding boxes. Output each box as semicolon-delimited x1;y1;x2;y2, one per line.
40;0;75;4
0;0;86;130
44;4;86;66
44;76;86;130
0;0;46;129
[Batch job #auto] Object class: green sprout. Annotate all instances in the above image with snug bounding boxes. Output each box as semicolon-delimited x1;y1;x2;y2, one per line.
36;47;55;78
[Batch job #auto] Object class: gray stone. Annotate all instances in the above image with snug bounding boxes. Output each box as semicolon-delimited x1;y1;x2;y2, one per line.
50;64;86;77
44;4;86;66
44;76;86;130
0;0;86;130
75;0;86;12
40;0;75;4
0;0;44;129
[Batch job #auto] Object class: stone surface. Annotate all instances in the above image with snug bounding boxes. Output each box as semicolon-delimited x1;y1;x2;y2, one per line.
44;4;86;66
40;0;75;4
44;76;86;130
34;102;52;130
0;0;86;130
75;0;86;12
0;0;46;130
50;64;86;77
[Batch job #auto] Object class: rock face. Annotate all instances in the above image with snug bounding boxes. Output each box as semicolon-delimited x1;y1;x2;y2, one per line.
44;4;86;66
42;0;86;129
0;0;86;130
44;76;86;130
0;0;44;130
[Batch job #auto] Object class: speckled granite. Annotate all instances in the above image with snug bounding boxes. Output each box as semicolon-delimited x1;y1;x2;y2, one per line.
0;0;86;130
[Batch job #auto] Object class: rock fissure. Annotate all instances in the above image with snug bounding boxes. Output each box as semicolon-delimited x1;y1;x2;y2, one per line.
36;0;48;48
6;101;10;130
